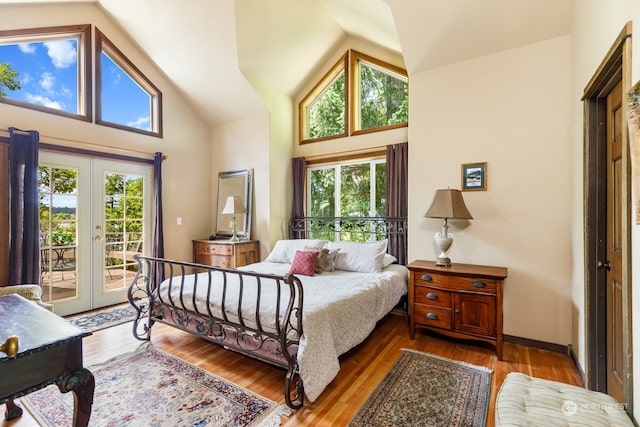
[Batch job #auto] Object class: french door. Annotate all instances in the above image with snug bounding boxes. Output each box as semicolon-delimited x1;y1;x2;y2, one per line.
39;152;151;316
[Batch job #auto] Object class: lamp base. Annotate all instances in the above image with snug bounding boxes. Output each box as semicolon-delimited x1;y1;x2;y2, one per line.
435;256;451;267
229;234;240;243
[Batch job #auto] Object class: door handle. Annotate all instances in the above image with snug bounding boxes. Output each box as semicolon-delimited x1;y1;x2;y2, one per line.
94;235;103;242
597;260;611;271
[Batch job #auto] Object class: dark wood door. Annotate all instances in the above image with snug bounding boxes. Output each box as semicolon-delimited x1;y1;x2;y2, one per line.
605;79;624;402
453;293;496;338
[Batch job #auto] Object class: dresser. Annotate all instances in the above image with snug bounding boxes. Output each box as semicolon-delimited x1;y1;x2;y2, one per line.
406;260;508;360
192;239;259;268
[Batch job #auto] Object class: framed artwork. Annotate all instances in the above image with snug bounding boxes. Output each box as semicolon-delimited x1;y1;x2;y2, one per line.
461;162;487;191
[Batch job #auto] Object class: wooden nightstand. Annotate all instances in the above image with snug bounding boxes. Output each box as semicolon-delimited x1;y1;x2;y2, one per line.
192;240;259;268
406;260;508;360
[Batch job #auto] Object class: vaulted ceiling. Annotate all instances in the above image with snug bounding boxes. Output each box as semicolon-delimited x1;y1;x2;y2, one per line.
2;0;574;127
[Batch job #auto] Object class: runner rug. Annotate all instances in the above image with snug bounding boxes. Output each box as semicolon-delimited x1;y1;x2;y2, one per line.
65;303;138;333
349;349;492;427
21;345;291;427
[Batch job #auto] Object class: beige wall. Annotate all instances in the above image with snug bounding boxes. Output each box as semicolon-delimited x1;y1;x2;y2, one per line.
570;0;640;418
407;36;573;344
1;3;211;263
210;114;271;258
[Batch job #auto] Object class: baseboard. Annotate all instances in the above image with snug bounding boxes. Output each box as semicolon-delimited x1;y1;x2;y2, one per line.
567;343;586;385
504;334;569;354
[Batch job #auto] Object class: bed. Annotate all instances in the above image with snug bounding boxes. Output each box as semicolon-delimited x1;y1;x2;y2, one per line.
127;216;407;409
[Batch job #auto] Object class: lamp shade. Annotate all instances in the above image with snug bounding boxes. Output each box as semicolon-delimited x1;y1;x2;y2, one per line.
425;189;473;220
221;196;246;215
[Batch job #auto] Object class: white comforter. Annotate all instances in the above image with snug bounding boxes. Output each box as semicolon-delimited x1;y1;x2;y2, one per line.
157;261;408;402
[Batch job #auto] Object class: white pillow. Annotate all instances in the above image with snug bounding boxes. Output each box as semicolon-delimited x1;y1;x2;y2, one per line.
383;253;397;268
265;239;328;263
326;239;388;273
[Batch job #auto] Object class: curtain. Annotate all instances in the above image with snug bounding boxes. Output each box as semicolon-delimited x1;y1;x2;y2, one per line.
291;157;306;218
7;128;41;285
149;152;165;290
386;142;408;265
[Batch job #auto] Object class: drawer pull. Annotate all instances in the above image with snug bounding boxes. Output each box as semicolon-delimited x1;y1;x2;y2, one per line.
426;292;438;300
473;281;487;288
421;274;433;282
426;312;438;320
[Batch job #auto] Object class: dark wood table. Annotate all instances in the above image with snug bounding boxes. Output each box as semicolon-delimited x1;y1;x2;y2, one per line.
0;294;94;426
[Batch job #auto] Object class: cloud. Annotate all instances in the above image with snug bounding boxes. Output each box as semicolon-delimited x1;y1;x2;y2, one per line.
108;65;122;86
24;93;63;110
18;43;36;54
127;116;150;130
39;72;55;93
60;85;73;98
43;40;76;69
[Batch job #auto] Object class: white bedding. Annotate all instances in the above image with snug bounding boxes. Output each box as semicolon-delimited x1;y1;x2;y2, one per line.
156;261;408;402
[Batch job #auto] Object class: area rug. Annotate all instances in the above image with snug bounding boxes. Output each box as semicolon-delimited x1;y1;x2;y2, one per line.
65;303;138;332
21;344;291;427
349;349;492;427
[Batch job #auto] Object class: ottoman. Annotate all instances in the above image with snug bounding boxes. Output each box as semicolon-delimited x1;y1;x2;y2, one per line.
495;372;633;426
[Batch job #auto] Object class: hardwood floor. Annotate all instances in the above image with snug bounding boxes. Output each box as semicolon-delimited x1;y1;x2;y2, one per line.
2;311;582;426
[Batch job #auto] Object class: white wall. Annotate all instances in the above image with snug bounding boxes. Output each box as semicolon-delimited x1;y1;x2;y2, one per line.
0;3;212;263
407;36;573;344
570;0;640;418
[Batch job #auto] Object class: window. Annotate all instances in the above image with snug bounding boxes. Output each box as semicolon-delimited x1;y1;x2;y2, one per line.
308;158;386;218
96;29;162;137
299;54;348;142
0;25;91;120
0;25;163;137
351;51;408;134
299;50;407;144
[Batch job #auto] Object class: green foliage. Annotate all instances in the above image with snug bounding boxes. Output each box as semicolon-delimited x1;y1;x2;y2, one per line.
360;62;408;130
309;161;386;220
308;73;345;139
0;62;21;97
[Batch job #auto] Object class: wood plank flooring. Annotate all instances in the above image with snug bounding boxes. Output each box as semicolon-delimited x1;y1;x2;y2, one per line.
1;311;582;426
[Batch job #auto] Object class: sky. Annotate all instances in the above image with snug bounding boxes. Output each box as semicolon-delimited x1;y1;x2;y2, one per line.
0;37;151;131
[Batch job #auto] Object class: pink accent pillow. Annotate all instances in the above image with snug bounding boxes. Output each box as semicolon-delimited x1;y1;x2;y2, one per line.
289;250;319;276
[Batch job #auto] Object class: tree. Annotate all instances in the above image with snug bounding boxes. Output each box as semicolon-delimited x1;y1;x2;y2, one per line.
0;62;21;97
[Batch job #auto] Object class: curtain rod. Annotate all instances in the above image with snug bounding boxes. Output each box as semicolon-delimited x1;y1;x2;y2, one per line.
0;128;165;163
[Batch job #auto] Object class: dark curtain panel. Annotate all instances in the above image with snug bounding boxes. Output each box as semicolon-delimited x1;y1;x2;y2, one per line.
291;157;306;218
386;142;408;265
7;128;40;285
149;152;165;290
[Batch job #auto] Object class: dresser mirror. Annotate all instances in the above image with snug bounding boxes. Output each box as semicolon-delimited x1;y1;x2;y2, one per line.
215;169;253;239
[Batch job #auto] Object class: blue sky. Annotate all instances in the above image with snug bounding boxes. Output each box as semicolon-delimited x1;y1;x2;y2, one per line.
1;38;150;131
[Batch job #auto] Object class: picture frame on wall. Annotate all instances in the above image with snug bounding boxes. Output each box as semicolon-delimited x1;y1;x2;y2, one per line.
461;162;487;191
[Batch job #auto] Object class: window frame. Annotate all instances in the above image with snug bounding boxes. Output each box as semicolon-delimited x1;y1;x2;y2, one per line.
298;49;407;145
298;53;348;144
306;153;386;218
95;29;163;138
350;50;408;136
0;24;92;121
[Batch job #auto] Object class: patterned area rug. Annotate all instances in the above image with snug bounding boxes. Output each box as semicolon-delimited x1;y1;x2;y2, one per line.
65;303;138;332
21;345;290;427
349;349;492;427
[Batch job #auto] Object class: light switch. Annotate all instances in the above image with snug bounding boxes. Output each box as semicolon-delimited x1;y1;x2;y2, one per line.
177;217;182;225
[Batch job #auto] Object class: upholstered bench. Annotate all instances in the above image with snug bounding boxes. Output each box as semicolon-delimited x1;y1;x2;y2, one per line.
496;372;633;426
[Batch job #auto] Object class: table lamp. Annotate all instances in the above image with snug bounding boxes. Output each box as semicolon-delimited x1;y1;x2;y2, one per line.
222;196;246;242
425;189;473;267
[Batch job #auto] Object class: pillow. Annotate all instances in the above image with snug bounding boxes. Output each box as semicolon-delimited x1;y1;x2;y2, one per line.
326;239;388;273
304;246;340;273
265;239;328;264
383;253;397;268
289;250;319;276
318;248;339;272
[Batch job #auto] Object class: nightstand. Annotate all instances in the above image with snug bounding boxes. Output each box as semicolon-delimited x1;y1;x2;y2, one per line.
406;260;508;360
192;239;259;268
